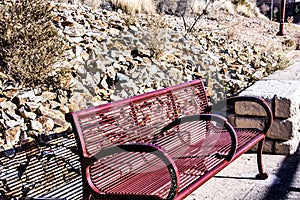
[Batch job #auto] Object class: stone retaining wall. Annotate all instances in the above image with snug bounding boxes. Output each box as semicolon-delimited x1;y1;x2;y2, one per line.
234;59;300;155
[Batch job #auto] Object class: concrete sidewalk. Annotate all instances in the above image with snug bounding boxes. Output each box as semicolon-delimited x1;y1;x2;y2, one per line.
186;150;300;200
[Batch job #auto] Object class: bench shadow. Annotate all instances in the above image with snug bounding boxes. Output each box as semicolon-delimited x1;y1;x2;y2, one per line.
262;142;300;200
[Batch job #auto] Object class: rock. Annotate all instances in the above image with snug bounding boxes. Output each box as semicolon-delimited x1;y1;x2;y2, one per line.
49;100;61;109
5;126;21;146
108;28;120;35
0;101;17;111
26;102;40;112
1;110;11;121
116;73;129;82
21;110;37;120
81;51;90;61
30;120;43;132
38;116;55;132
5;120;21;128
110;94;122;101
90;95;106;106
18;90;35;99
53;123;71;134
85;73;98;88
59;104;70;114
75;45;83;57
169;68;182;80
67;36;84;43
129;25;139;32
252;70;264;80
39;105;67;127
120;79;139;96
69;92;88;111
3;88;19;99
0;97;7;103
58;95;69;105
41;92;57;102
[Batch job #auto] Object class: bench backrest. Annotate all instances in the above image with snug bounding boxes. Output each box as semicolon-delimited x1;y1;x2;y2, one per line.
67;79;209;158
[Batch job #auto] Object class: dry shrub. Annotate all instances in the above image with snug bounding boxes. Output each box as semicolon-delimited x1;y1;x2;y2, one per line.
110;0;156;14
226;27;236;40
81;0;103;9
232;0;262;17
192;0;208;14
223;0;235;14
0;0;69;90
142;26;167;58
260;3;270;15
264;42;291;73
284;38;296;48
296;34;300;50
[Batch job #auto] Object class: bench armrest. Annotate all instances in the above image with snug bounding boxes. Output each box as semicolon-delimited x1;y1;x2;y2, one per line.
156;114;237;162
87;143;180;200
212;96;273;134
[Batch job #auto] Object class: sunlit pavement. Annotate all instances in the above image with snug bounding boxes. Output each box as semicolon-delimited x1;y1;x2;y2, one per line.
186;147;300;200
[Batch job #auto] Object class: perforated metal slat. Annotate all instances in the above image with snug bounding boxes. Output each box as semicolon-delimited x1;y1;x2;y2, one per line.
89;152;173;199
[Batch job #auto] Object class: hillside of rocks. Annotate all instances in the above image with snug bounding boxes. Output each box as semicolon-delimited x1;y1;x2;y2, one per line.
0;1;299;150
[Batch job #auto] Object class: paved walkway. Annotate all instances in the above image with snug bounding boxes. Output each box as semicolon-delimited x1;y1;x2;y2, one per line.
186;54;300;200
186;150;300;199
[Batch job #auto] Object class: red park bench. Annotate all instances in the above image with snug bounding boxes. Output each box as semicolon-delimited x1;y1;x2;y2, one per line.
66;79;273;200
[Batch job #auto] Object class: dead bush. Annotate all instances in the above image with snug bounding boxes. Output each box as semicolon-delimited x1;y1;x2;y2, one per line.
110;0;157;15
0;0;69;90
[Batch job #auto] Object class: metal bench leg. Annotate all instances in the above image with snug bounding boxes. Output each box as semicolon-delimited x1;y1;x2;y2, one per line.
255;138;268;180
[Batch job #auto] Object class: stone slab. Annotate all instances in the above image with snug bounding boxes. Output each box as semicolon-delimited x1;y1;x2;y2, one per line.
238;80;300;118
268;117;300;141
285;59;300;71
275;135;300;155
235;99;273;116
234;116;265;130
264;70;300;80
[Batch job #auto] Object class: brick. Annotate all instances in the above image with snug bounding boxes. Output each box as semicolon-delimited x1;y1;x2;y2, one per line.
268;118;300;141
275;96;300;118
235;116;265;130
235;99;272;117
275;136;300;155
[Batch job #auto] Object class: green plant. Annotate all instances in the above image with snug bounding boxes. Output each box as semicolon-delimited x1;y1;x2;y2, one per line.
0;0;69;90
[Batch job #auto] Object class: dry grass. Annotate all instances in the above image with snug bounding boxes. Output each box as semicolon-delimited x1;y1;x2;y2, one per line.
110;0;156;15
